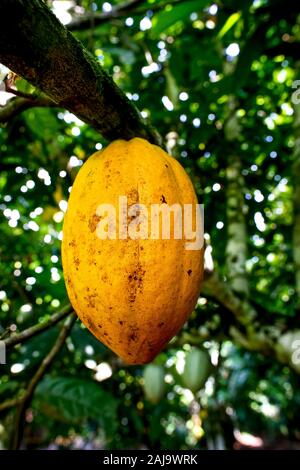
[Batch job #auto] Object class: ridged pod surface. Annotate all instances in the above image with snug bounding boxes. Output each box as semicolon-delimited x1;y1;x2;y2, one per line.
62;138;203;364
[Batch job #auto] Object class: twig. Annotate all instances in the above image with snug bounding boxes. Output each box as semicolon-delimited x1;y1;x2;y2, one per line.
4;76;39;100
201;270;290;363
0;397;22;413
4;303;73;350
0;96;57;124
202;270;256;326
10;313;76;450
69;0;145;30
69;0;183;30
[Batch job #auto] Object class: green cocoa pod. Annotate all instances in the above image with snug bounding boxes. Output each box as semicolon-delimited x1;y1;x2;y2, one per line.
143;364;165;404
182;348;211;393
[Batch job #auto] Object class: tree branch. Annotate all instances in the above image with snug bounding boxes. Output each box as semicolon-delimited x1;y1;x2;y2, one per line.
68;0;183;31
69;0;145;31
202;270;256;326
4;303;73;350
0;0;159;143
10;313;76;450
0;96;56;124
202;269;300;371
0;397;21;413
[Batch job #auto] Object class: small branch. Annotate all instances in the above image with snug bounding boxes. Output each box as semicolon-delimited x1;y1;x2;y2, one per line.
202;270;295;367
69;0;145;31
4;303;73;350
0;397;22;413
5;86;35;100
68;0;183;31
11;279;32;304
202;270;256;326
4;75;39;100
11;313;76;450
229;325;256;350
0;96;56;124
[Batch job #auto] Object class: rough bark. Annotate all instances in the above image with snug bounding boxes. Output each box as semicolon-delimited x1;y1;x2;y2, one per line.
0;0;158;143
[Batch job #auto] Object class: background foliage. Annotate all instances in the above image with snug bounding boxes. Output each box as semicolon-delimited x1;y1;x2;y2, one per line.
1;0;300;450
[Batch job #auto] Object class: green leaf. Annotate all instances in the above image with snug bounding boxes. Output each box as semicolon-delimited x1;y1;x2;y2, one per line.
24;108;60;140
230;21;269;91
35;376;118;437
71;322;108;358
152;0;209;36
165;68;179;108
217;11;241;39
0;380;19;398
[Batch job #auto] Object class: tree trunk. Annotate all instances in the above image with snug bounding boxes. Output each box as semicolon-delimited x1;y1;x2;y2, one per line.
224;97;249;298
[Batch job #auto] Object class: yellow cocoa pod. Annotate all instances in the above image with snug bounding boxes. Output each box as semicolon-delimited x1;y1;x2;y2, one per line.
62;138;203;364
